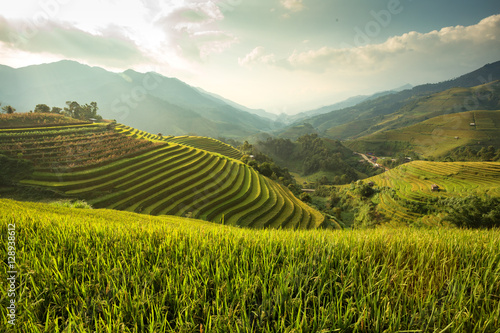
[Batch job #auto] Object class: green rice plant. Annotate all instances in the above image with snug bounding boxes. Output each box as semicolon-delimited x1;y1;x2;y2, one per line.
165;135;242;159
104;151;208;210
231;175;271;226
172;162;237;217
147;158;229;216
137;155;221;215
24;145;180;184
1;198;499;332
244;178;279;228
204;166;252;221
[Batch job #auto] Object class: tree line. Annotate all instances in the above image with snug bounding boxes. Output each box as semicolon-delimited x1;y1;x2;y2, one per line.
442;145;500;162
250;134;382;184
1;101;102;121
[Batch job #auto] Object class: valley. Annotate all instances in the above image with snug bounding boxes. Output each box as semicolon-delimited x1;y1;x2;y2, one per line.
1;59;500;332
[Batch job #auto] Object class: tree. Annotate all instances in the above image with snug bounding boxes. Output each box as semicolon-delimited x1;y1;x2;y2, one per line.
51;107;62;114
34;104;51;113
258;162;273;177
63;101;101;121
442;196;500;228
1;105;15;114
239;141;253;154
64;101;80;118
478;146;496;161
355;183;375;198
300;192;312;203
318;175;329;185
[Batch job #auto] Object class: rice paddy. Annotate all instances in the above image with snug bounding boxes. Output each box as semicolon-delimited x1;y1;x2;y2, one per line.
1;122;323;229
1;199;499;332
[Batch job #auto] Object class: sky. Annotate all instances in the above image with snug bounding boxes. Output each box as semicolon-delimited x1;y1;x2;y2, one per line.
0;0;499;115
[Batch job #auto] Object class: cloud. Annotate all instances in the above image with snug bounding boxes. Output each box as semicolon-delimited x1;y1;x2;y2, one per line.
280;0;305;12
238;46;276;66
0;15;147;68
241;14;500;74
152;1;237;61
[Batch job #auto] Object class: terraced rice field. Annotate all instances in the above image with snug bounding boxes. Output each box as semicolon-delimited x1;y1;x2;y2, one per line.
365;161;500;224
5;123;323;229
164;135;242;159
114;124;242;159
0;124;161;171
114;124;172;141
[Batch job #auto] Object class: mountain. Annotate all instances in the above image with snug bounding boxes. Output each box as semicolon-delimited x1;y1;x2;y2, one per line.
326;80;500;140
345;109;500;158
0;60;279;138
277;84;414;125
194;86;282;122
282;61;500;140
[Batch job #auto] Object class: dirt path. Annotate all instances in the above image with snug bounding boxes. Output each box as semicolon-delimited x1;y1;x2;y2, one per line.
355;152;390;171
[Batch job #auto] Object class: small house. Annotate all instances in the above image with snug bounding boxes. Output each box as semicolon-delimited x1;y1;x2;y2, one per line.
431;184;440;192
470;123;476;126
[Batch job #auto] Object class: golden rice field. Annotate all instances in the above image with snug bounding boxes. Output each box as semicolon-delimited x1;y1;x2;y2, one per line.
1;199;499;332
0;122;323;229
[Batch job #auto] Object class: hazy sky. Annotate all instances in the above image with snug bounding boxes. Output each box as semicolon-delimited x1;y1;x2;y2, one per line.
0;0;499;114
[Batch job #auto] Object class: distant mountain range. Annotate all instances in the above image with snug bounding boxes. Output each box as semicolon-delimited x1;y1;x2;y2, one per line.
2;59;499;145
278;84;413;125
0;60;283;138
278;61;500;142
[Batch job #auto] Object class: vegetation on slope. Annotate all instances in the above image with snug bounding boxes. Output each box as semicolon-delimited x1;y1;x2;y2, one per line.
325;161;500;227
326;81;500;140
0;124;163;171
279;62;500;141
1;198;499;332
164;135;242;159
345;110;500;158
0;154;33;185
249;134;383;184
0;112;88;129
0;114;323;229
114;124;243;160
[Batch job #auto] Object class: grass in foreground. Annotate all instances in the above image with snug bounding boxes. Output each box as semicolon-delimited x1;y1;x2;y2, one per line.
1;199;499;332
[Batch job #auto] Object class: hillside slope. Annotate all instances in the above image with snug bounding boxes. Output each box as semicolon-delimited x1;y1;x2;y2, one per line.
0;118;323;229
327;81;500;140
345;110;500;158
340;161;500;226
282;61;500;140
279;84;413;125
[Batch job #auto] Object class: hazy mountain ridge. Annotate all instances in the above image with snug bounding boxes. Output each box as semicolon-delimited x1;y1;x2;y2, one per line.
0;61;277;138
282;61;500;139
